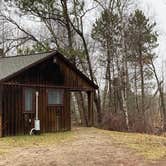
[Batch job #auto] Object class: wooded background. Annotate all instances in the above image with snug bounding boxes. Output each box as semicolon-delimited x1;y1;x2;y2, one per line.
0;0;165;134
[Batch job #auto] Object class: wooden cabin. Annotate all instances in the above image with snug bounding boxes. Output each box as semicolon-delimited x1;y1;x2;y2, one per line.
0;51;98;137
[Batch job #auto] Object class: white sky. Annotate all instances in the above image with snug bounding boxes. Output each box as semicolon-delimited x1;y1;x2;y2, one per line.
139;0;166;76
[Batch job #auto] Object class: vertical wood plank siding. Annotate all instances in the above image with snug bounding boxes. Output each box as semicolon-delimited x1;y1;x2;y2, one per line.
2;85;70;136
57;58;92;89
1;55;95;136
0;86;2;137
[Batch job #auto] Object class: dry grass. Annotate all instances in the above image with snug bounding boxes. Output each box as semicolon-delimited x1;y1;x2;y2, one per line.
99;129;166;160
0;131;74;155
1;128;166;161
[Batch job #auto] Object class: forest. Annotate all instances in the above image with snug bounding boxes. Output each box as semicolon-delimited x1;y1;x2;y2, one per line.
0;0;164;134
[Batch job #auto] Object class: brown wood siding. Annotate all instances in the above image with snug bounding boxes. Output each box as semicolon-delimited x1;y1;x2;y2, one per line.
2;85;22;136
2;85;70;136
1;55;94;136
57;58;92;90
0;113;2;137
0;86;2;137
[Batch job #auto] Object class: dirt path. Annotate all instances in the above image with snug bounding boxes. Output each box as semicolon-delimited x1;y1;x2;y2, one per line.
0;128;165;166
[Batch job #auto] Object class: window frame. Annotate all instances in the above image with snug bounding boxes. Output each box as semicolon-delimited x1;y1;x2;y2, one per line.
47;88;64;106
23;88;35;113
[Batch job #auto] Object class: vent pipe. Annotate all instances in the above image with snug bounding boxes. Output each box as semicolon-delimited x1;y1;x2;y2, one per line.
30;91;40;135
35;91;40;131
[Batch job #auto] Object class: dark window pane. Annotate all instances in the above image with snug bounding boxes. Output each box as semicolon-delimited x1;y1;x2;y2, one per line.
48;89;63;105
25;88;34;111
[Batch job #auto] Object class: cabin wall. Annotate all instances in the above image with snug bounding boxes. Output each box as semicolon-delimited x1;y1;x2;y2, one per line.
1;55;94;136
0;87;2;137
2;85;22;136
2;57;71;136
0;114;2;137
2;85;70;136
0;112;2;137
57;58;92;90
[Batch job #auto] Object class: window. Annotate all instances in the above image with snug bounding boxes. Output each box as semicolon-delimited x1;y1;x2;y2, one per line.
48;89;63;105
24;88;35;112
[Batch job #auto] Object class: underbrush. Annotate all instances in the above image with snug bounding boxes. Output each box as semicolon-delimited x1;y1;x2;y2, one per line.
101;111;163;134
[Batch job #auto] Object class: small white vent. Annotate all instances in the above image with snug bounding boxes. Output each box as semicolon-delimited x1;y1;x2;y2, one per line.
53;57;57;63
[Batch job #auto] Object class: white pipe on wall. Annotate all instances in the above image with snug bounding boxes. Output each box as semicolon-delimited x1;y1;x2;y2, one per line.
35;91;40;131
36;91;39;120
30;91;40;135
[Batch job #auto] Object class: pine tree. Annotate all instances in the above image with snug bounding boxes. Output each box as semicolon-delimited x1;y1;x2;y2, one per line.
127;9;158;127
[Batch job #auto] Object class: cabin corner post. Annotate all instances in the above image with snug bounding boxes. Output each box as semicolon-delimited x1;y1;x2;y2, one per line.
87;91;94;127
0;85;3;137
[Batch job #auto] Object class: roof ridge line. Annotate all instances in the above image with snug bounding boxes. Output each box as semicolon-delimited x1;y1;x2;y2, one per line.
1;50;56;59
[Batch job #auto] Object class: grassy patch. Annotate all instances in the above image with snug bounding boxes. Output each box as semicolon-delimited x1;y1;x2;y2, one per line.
99;129;166;160
1;127;166;160
0;131;75;155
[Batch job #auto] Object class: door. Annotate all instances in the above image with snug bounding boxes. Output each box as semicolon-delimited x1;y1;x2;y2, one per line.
47;89;64;132
23;88;36;134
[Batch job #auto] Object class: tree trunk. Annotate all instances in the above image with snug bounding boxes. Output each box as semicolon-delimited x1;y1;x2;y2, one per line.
121;88;129;130
134;63;140;112
61;0;75;63
150;60;166;131
75;92;88;126
139;45;146;125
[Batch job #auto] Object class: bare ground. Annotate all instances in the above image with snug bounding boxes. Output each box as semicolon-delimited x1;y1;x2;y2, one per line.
0;128;165;166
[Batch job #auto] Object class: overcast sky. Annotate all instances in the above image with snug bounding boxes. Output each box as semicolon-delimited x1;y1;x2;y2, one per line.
139;0;166;76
